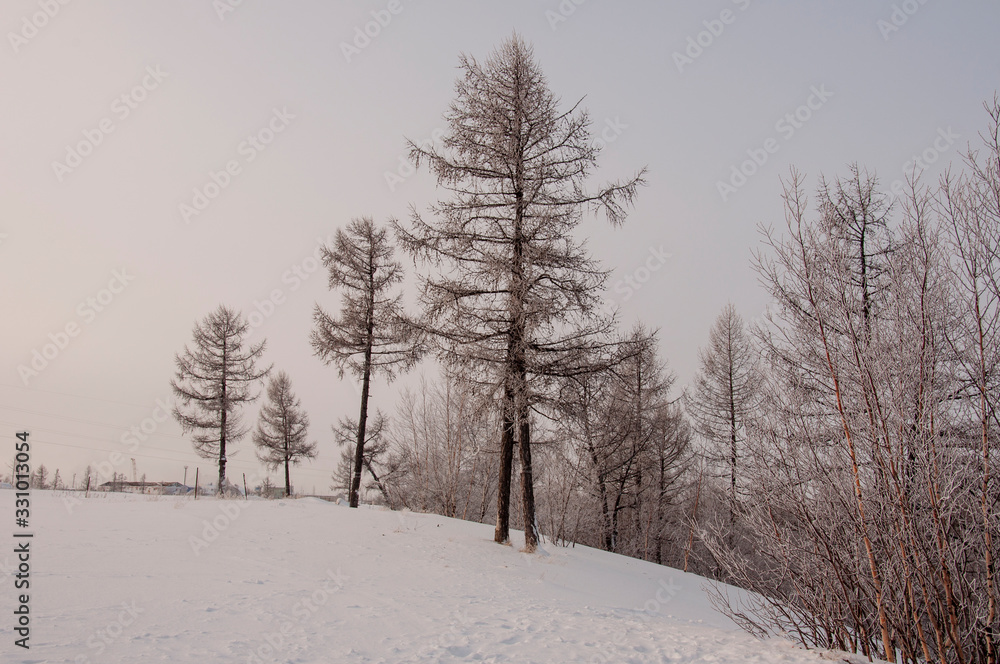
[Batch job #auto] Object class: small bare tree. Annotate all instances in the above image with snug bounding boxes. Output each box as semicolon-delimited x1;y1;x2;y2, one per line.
685;303;759;515
172;305;271;495
32;464;49;489
253;370;317;497
384;374;499;521
311;216;422;508
331;411;394;506
554;326;687;558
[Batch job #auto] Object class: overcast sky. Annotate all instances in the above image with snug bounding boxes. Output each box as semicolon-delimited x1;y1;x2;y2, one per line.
2;0;998;493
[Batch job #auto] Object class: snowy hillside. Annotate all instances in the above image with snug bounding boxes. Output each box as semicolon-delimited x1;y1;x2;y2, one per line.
2;491;845;663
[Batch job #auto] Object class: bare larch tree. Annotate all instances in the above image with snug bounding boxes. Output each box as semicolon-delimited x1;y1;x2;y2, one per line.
685;303;758;515
172;305;270;495
32;464;49;490
253;370;317;497
555;326;686;557
311;216;421;508
379;373;501;521
817;164;894;336
331;410;394;507
395;34;645;551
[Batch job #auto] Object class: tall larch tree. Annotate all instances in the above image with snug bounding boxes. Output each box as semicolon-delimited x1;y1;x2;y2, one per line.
394;34;646;551
172;305;271;495
311;216;422;508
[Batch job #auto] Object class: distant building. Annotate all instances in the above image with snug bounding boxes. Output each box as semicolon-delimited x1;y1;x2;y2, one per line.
98;480;192;495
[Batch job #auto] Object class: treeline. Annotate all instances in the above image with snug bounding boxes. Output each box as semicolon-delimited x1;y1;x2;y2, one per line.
696;107;1000;662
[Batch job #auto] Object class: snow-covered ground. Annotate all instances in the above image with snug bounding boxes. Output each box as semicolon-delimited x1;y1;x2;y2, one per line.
1;490;844;663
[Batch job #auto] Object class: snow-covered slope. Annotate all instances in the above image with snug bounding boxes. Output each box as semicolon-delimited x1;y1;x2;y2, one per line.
2;491;837;663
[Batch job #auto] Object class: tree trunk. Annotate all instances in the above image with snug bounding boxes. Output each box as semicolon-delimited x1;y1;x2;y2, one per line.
598;483;613;551
504;58;539;552
585;434;613;551
610;484;625;553
518;386;538;551
655;452;666;565
362;457;392;507
728;359;737;522
496;99;526;545
218;340;228;496
284;434;291;497
350;350;372;507
480;472;490;523
350;250;378;509
218;407;227;495
495;384;515;543
975;292;996;664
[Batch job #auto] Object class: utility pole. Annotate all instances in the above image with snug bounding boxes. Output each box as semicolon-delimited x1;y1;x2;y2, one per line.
184;466;188;487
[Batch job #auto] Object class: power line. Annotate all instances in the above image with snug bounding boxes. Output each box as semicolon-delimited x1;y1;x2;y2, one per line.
0;406;185;440
0;419;189;455
0;382;153;409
